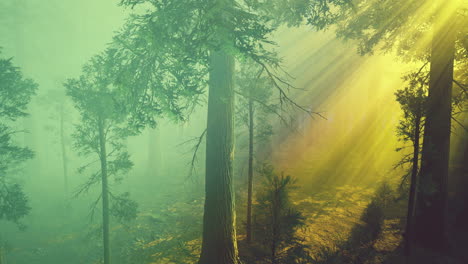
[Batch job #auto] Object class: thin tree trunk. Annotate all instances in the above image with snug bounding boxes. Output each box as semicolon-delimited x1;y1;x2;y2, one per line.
98;117;111;264
404;117;421;256
271;188;279;264
60;104;69;198
0;246;4;264
198;50;239;264
414;1;457;251
246;95;254;243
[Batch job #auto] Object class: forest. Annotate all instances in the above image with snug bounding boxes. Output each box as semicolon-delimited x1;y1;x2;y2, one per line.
0;0;467;263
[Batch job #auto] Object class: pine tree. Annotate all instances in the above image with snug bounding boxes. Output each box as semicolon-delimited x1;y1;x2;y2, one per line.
113;1;287;262
0;51;37;225
66;52;138;264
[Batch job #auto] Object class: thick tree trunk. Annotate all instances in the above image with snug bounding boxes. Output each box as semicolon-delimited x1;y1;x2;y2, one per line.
404;117;421;256
413;2;456;251
98;117;111;264
246;96;254;243
198;50;239;264
60;104;69;198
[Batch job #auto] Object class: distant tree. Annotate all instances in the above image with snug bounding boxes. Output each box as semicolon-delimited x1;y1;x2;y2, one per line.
65;52;138;264
39;89;73;201
0;51;37;225
250;164;312;264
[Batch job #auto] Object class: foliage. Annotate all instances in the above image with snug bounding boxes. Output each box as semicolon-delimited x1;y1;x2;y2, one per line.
0;51;37;225
110;192;139;224
246;0;353;28
0;55;37;120
395;68;428;145
111;0;294;127
263;0;467;62
249;164;312;264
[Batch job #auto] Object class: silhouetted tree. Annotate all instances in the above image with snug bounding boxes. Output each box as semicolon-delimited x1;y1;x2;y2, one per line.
395;67;428;256
395;61;467;255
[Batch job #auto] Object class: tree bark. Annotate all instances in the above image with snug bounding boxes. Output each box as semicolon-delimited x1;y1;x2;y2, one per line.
98;117;111;264
414;2;456;251
246;95;254;243
198;50;239;264
404;116;421;256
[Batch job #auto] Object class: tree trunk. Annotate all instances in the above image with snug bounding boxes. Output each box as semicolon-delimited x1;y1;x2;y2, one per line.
0;246;4;264
414;2;456;251
404;116;421;256
98;117;111;264
60;103;69;198
271;189;280;264
246;95;254;243
198;50;239;264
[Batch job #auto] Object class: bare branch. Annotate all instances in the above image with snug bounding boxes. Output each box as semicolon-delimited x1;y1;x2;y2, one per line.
178;129;207;180
73;171;101;198
453;79;468;95
252;58;327;120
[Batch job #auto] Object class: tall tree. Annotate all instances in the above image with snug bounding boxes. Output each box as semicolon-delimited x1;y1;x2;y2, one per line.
66;53;138;264
114;0;290;262
235;61;276;243
394;68;428;255
39;89;72;200
414;1;459;251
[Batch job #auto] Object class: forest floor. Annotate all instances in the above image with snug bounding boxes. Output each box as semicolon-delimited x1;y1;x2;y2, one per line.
294;183;468;264
4;182;468;264
293;184;406;264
